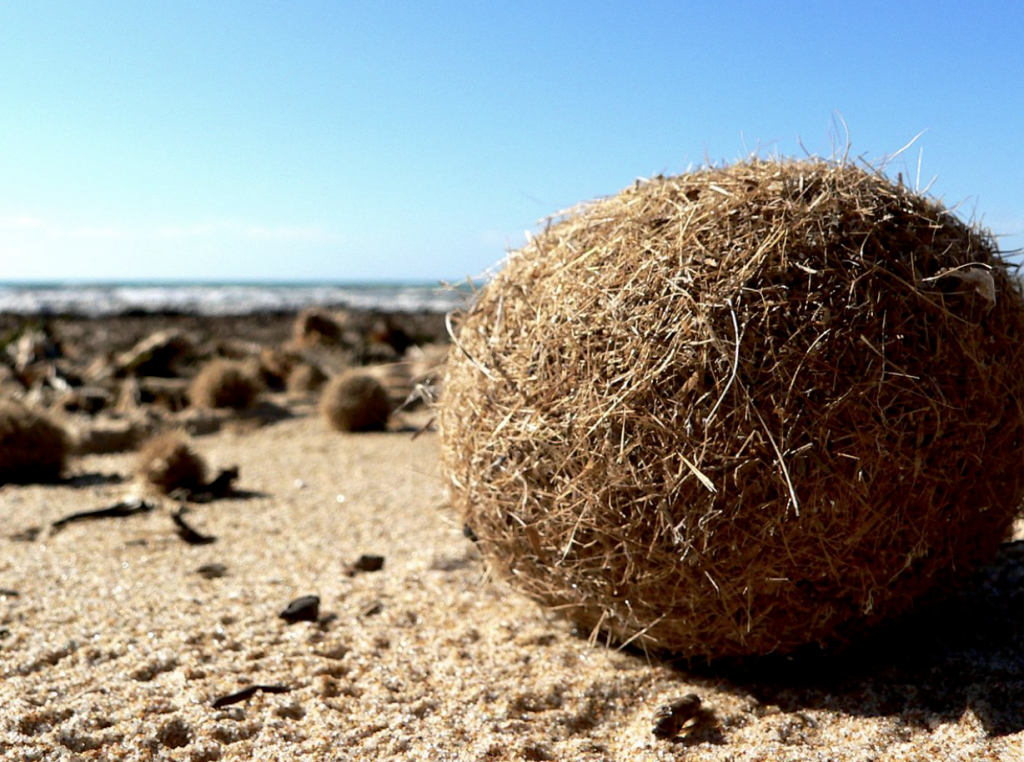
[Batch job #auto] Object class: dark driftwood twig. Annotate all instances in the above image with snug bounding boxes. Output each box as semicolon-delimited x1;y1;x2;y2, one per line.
211;684;291;708
51;500;156;530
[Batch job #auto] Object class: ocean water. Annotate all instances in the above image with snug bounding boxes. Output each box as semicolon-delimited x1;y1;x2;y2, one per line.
0;281;475;317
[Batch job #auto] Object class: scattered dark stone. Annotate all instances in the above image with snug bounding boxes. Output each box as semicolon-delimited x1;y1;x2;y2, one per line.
195;563;228;579
0;628;9;639
211;684;292;709
349;554;385;574
9;527;40;542
0;588;19;597
51;499;156;531
172;510;216;545
279;595;320;624
463;524;478;543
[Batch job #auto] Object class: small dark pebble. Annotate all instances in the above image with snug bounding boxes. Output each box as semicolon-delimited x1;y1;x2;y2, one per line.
279;595;320;624
172;510;216;545
0;628;9;640
0;589;19;597
212;684;291;709
652;694;702;739
463;524;478;543
353;554;385;573
195;563;228;579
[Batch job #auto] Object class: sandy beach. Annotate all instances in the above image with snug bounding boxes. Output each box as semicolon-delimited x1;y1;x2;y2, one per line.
1;312;1023;761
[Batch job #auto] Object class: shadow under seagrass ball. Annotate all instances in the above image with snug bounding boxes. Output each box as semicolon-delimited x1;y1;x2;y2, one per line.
136;431;207;494
0;400;68;484
188;359;261;410
320;371;391;432
440;157;1024;660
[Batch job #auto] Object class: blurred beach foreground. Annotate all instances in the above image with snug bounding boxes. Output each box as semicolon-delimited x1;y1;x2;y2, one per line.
1;303;1023;761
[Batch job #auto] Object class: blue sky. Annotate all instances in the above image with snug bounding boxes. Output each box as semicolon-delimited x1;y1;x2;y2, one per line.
2;1;1022;283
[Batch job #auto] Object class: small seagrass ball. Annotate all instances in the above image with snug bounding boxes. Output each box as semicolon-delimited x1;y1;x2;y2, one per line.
320;371;391;432
0;400;68;484
440;158;1024;659
188;359;261;410
136;432;207;494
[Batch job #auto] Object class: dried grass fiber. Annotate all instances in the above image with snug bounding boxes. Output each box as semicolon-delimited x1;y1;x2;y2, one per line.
440;158;1024;658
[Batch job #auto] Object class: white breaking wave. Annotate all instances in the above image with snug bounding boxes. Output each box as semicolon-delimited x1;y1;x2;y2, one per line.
0;282;472;316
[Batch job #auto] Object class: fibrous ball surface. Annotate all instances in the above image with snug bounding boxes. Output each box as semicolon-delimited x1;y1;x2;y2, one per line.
440;158;1024;659
320;371;391;432
136;432;207;494
0;400;67;484
188;359;260;410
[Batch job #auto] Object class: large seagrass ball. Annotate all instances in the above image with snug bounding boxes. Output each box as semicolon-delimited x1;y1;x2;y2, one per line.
439;158;1024;659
